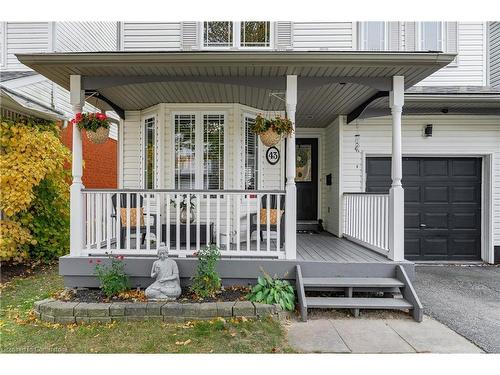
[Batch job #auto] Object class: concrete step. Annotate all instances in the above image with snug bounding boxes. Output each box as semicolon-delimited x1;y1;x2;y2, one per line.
305;297;413;310
302;277;404;289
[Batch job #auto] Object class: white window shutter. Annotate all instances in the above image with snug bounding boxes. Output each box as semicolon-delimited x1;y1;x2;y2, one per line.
181;22;199;50
388;22;401;51
275;22;293;50
404;22;417;51
446;22;459;65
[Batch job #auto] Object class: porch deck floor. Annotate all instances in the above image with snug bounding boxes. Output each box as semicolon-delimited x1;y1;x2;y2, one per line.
296;232;387;263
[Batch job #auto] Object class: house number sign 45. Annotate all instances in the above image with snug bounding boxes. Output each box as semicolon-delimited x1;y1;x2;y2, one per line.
266;147;280;165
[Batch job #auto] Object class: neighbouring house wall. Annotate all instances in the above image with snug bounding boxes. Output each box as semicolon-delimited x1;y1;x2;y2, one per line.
417;22;487;86
341;115;500;250
489;22;500;87
61;123;117;189
2;22;50;71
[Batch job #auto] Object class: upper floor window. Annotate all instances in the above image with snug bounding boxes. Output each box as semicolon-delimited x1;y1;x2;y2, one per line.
203;21;271;49
204;21;233;47
240;22;271;47
361;22;386;51
420;22;443;51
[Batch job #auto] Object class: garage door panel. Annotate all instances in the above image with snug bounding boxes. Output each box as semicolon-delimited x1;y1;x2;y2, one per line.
423;159;448;177
404;185;420;202
450;238;481;259
451;185;481;203
451;212;480;230
421;238;449;256
451;159;480;177
404;212;420;228
424;186;449;202
423;212;449;229
366;156;481;261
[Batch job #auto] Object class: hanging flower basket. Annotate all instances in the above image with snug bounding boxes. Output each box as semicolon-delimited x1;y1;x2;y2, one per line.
86;127;110;144
71;112;110;144
251;114;293;147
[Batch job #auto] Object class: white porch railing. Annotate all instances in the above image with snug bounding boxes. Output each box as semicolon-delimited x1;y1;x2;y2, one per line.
343;192;390;256
82;189;286;258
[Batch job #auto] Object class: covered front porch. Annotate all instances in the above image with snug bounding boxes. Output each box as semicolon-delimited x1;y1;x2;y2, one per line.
17;51;455;270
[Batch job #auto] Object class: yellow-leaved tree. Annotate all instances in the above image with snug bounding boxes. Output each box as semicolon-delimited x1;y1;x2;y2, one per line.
0;118;71;262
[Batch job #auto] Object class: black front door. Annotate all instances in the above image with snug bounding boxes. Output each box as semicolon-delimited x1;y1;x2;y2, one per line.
296;138;318;221
366;157;482;261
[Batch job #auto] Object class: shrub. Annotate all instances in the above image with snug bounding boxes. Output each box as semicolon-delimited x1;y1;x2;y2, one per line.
190;244;222;299
94;255;129;298
247;270;296;311
0;117;70;263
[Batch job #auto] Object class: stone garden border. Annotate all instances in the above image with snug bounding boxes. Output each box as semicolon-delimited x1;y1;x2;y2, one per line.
34;299;289;324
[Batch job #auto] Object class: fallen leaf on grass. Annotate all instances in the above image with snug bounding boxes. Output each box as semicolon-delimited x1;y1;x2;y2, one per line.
230;332;237;337
175;339;192;346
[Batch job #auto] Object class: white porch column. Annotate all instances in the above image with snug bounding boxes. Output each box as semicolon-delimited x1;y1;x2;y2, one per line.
70;75;85;256
285;75;297;259
388;76;405;261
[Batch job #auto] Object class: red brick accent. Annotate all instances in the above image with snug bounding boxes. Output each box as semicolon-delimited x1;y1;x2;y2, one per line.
61;124;117;189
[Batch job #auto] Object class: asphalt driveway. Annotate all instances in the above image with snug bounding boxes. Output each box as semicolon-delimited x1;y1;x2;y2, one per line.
413;265;500;353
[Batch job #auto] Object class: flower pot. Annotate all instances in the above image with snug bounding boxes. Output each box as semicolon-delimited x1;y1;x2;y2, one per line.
259;128;281;147
86;127;110;144
180;207;196;224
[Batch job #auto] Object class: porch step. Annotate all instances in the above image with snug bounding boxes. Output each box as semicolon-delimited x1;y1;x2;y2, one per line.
297;220;320;232
305;297;413;310
302;277;404;289
295;265;424;323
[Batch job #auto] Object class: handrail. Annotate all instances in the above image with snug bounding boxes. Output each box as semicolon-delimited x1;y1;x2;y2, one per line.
83;188;286;194
343;192;389;195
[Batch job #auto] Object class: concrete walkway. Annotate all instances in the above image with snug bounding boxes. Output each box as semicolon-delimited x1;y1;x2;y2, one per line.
287;316;483;353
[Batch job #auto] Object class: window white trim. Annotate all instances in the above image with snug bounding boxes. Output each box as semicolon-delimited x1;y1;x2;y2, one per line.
201;21;274;50
0;22;7;69
171;111;228;190
359;21;388;51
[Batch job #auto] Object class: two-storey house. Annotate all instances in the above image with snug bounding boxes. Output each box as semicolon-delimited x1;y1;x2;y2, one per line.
13;21;500;320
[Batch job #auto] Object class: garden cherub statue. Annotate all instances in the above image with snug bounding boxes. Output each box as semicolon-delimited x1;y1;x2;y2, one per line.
145;244;182;300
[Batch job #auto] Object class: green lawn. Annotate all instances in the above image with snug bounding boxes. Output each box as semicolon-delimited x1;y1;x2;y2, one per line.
0;265;292;353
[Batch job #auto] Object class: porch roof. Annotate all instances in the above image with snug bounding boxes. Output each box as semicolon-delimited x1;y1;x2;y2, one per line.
16;51;456;127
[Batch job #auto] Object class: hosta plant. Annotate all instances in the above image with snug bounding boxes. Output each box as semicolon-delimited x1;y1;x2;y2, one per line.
247;270;296;311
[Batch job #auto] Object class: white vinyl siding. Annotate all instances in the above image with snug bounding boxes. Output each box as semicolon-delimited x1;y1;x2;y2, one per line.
121;22;181;51
55;22;117;52
292;22;354;50
342;115;500;247
122;111;143;188
418;22;487;86
321;118;342;236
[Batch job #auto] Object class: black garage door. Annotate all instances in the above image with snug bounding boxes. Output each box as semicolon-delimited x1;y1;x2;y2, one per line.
366;157;482;261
